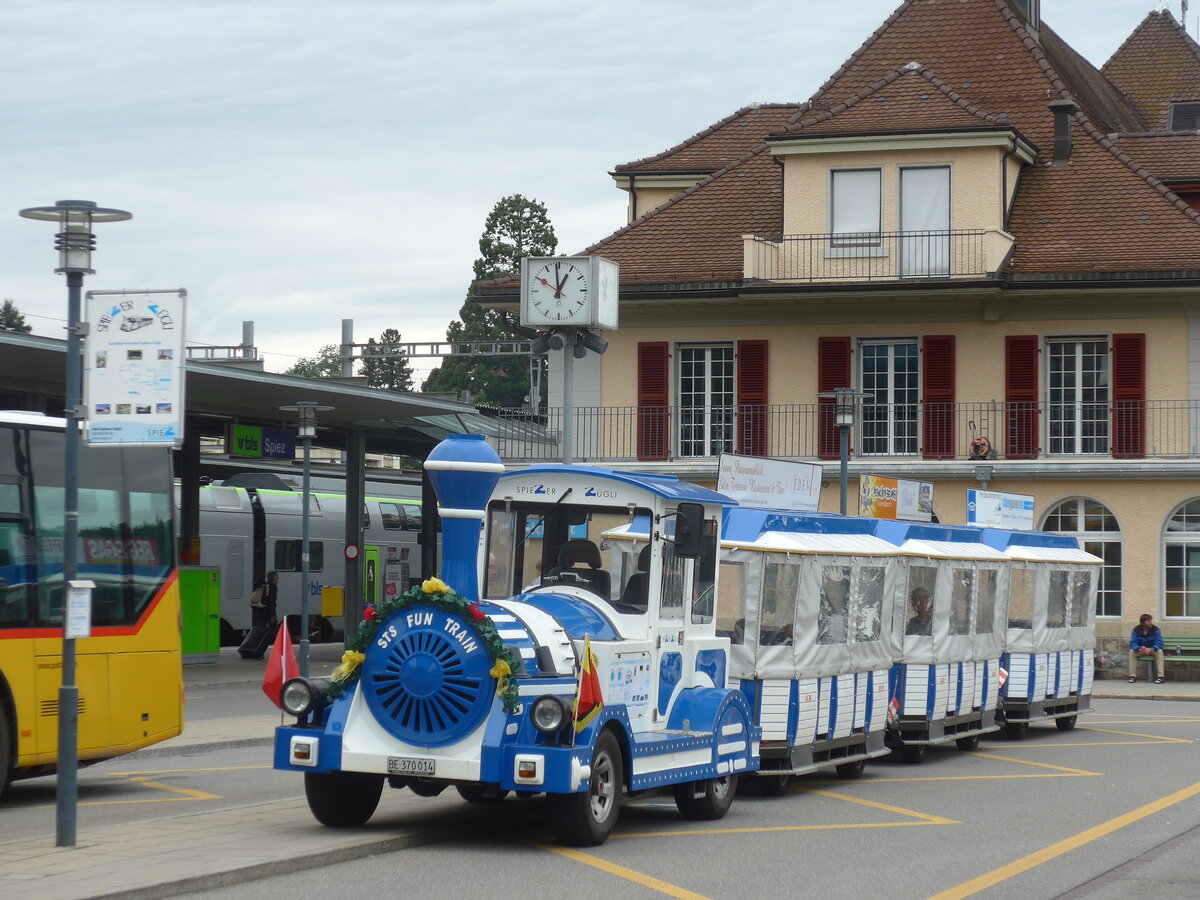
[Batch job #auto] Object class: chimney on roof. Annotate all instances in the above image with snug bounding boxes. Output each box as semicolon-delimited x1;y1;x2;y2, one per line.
1048;99;1078;166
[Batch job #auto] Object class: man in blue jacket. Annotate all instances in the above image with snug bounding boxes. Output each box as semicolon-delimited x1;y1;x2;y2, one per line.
1128;613;1164;684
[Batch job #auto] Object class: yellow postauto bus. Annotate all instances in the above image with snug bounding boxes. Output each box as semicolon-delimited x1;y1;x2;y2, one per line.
0;411;182;796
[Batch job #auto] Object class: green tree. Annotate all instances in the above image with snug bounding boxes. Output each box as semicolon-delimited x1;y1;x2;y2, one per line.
0;298;32;334
422;194;557;407
285;344;344;378
360;328;415;392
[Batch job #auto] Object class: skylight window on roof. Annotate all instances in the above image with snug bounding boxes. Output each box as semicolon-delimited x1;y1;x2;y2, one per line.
1168;102;1200;132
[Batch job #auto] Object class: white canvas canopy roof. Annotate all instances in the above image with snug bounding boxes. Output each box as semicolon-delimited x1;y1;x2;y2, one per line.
724;531;897;556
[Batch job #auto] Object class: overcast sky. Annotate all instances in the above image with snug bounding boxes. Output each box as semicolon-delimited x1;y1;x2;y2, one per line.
2;1;1188;386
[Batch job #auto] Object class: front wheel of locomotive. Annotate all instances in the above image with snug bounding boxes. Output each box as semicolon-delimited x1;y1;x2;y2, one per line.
304;771;384;827
549;730;623;846
674;773;738;820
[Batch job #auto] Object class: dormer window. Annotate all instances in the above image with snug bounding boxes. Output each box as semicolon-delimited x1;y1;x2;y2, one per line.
1168;102;1200;131
1009;0;1039;31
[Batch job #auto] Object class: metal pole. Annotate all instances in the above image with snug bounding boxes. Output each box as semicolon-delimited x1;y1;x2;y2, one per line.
839;422;849;516
562;338;574;465
57;270;83;847
299;432;312;678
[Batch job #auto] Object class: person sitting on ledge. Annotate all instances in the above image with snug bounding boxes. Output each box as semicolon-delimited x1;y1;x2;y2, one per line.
1128;613;1164;685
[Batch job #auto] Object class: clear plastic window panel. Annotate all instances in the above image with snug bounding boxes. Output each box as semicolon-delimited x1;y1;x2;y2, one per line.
660;540;686;618
678;345;734;458
905;565;937;636
1048;340;1109;455
859;342;918;456
853;565;885;642
950;567;974;635
818;565;850;645
1009;567;1035;629
484;509;517;599
1047;570;1069;627
760;562;797;645
1070;571;1091;627
691;529;718;624
976;568;997;634
716;561;747;644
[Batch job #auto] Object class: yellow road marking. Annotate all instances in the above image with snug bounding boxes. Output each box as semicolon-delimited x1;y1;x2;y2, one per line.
1077;727;1192;744
832;773;1090;783
927;780;1200;900
123;776;222;800
536;843;711;899
107;764;273;776
800;787;959;824
968;752;1098;775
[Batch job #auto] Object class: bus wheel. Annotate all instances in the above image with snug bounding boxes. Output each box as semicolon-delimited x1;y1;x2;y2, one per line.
548;730;622;846
456;783;509;803
0;710;11;797
955;734;981;751
1005;722;1028;740
757;772;790;796
304;771;383;827
900;743;926;764
1055;716;1077;732
836;758;867;779
675;774;738;821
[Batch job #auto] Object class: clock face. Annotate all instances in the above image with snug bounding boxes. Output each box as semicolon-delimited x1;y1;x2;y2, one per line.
526;259;589;323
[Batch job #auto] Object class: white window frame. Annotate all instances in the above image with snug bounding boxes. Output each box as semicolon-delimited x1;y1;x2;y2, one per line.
1045;336;1110;456
828;167;883;255
675;343;735;459
1163;498;1200;619
858;339;919;456
1042;497;1122;619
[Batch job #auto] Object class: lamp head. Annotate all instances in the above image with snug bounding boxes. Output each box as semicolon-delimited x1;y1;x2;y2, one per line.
18;200;131;274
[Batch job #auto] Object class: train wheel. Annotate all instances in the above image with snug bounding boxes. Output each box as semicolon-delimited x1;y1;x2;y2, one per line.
955;734;980;751
836;758;867;779
549;730;622;846
0;709;12;798
756;772;790;797
456;783;509;803
408;779;446;798
900;743;926;764
304;771;383;827
1055;716;1077;732
674;774;738;821
1004;722;1028;740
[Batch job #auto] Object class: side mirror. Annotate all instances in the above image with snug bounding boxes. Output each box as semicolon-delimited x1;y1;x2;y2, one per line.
670;502;705;559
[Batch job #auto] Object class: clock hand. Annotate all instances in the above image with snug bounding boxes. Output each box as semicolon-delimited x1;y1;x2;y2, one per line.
537;277;564;298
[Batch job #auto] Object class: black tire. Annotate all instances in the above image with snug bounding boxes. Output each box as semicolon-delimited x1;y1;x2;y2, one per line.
408;779;446;798
1055;716;1077;732
548;730;623;846
456;783;510;803
955;734;981;751
900;743;926;764
218;619;238;647
0;709;12;798
1005;722;1028;740
674;774;738;821
756;772;790;797
836;758;867;779
304;771;383;827
311;616;333;644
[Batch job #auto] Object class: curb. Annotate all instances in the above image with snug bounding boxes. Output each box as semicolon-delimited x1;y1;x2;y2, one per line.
124;736;275;760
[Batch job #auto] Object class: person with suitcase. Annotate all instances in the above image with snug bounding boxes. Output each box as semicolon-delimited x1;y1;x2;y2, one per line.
240;571;279;659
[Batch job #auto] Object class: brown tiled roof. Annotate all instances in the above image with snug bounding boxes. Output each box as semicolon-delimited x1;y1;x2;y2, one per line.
1038;24;1146;133
1102;10;1200;131
775;64;1015;137
1106;133;1200;182
613;104;801;174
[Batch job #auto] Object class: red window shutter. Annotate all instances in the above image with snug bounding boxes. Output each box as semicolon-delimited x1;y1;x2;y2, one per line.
637;342;669;461
1111;333;1145;459
922;335;955;459
818;337;852;460
736;340;769;456
1005;335;1039;459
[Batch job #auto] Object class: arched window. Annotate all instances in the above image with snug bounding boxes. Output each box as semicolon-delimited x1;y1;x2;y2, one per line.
1042;498;1122;617
1164;499;1200;618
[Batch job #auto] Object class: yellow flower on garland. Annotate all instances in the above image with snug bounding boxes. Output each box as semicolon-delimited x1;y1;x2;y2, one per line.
332;650;366;682
421;576;451;594
490;658;511;681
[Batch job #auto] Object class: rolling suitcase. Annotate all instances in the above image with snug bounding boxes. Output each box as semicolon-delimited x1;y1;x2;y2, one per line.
238;624;272;659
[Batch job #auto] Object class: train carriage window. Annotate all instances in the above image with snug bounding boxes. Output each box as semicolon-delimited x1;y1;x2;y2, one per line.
0;483;17;514
716;561;747;644
275;540;324;572
659;540;685;618
905;565;937;637
818;565;850;645
976;569;997;634
949;568;974;636
1070;571;1091;627
853;565;884;642
760;561;797;645
485;508;517;599
1047;570;1069;627
1009;567;1034;629
691;522;718;624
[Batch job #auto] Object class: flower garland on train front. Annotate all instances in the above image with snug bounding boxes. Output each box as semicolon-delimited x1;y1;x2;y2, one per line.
325;576;519;713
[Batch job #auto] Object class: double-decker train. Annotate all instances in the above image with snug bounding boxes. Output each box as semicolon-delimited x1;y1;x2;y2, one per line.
272;435;1098;845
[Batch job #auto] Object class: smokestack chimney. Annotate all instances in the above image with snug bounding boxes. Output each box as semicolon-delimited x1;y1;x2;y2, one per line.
1048;99;1078;166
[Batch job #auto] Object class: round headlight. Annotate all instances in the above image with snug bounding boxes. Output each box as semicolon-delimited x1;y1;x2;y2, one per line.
281;678;315;716
531;695;570;734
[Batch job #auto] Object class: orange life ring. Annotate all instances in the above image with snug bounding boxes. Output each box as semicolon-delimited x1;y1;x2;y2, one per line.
969;436;992;459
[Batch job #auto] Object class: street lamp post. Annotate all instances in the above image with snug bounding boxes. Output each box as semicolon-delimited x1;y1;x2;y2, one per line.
279;401;332;677
817;387;871;515
18;200;131;847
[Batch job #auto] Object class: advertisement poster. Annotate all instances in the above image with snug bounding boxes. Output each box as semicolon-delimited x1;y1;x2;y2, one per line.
83;289;186;447
858;474;934;521
716;453;822;512
967;489;1036;530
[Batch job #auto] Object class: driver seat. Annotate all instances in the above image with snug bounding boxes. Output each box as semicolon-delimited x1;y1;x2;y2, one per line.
551;539;610;594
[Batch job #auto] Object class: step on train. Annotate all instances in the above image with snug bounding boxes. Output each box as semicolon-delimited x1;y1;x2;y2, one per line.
271;435;1098;845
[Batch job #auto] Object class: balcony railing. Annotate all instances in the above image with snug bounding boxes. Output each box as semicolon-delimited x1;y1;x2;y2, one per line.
743;229;1013;283
489;401;1200;464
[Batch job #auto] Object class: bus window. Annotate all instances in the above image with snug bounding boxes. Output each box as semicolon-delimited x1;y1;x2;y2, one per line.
976;569;997;634
1009;567;1034;629
854;565;884;642
1048;570;1069;628
716;561;746;643
818;565;850;645
0;519;31;628
275;540;324;572
760;561;797;645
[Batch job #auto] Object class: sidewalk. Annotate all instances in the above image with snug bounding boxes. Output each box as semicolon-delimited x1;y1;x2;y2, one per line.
1;651;1195;900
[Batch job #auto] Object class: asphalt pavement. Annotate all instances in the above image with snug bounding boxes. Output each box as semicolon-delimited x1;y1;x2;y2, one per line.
0;647;1195;900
